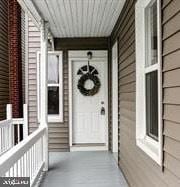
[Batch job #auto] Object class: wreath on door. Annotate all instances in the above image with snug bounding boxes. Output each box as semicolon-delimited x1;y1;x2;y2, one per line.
77;73;101;96
77;51;101;96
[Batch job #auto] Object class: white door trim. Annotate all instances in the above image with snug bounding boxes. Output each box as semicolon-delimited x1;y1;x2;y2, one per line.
112;42;118;154
68;50;109;151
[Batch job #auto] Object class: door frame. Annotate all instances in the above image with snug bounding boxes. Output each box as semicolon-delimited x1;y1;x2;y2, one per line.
112;41;118;161
68;50;109;151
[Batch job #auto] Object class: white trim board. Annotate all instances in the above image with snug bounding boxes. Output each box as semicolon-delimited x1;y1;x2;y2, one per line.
112;41;118;154
70;146;108;152
68;50;109;151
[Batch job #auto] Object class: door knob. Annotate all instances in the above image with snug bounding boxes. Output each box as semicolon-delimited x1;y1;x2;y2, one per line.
101;107;105;115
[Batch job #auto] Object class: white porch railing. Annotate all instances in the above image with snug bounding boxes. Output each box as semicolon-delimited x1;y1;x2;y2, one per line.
0;104;28;155
0;126;46;186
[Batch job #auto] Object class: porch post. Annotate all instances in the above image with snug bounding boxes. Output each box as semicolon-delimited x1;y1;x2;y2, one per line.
40;20;49;171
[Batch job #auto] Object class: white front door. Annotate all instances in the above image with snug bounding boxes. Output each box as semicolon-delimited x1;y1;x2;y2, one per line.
72;58;108;146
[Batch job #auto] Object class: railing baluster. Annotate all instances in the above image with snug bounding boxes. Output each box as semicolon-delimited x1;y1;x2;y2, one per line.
18;124;20;143
20;157;23;177
7;125;11;149
23;154;26;177
28;150;30;179
30;147;32;180
18;159;20;177
33;145;35;175
35;143;37;171
2;128;5;152
14;163;18;177
10;167;13;177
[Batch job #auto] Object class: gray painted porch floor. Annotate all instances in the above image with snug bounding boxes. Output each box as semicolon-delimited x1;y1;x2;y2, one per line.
40;151;128;187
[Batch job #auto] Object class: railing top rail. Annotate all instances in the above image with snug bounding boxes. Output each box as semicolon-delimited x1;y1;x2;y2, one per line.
12;118;24;124
0;119;12;128
0;126;46;176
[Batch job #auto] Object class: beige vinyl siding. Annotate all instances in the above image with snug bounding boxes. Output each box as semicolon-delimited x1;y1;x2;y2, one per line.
28;18;40;133
48;51;69;152
110;0;180;186
0;0;9;120
28;19;69;151
162;0;180;182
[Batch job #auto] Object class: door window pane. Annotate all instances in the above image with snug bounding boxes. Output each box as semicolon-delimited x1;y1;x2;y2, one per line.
146;1;158;67
146;70;158;140
48;55;59;84
48;87;59;114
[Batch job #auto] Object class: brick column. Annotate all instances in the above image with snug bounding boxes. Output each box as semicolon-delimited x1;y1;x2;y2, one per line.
8;0;23;118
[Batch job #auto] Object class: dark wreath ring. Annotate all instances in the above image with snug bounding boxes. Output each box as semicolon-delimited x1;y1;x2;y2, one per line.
77;73;101;96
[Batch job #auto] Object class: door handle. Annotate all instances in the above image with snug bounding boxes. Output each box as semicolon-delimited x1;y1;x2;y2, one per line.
100;107;105;115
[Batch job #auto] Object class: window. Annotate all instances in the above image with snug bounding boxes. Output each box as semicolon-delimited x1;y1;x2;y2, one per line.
37;52;63;122
135;0;162;165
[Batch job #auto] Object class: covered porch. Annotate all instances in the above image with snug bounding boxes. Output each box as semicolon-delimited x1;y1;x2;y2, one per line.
0;0;127;186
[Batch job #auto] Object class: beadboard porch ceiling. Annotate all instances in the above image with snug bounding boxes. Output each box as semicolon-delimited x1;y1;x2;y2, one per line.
32;0;126;38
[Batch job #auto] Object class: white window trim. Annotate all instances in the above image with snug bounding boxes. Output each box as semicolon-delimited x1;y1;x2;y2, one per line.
37;51;63;123
135;0;162;165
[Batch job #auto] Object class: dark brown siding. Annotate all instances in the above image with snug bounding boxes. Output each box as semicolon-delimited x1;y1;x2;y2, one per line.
0;0;9;120
111;0;180;186
54;37;108;50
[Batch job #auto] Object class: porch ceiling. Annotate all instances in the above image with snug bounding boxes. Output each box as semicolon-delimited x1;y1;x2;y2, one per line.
32;0;126;38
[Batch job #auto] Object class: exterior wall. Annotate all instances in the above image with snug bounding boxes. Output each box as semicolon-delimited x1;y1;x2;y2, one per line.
55;39;109;152
48;50;69;152
9;0;23;118
27;18;40;133
21;10;26;104
0;0;9;120
162;0;180;184
27;25;109;151
110;0;180;186
27;21;70;151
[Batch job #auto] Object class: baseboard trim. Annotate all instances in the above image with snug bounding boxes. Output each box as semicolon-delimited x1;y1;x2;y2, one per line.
70;145;108;152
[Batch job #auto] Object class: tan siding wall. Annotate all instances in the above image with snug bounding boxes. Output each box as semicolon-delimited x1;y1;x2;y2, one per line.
111;0;180;186
28;19;69;151
28;18;40;133
48;51;69;152
162;0;180;183
0;0;9;120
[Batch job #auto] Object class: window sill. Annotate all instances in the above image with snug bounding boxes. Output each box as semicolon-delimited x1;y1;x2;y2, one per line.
38;116;63;123
136;137;161;165
48;116;63;123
